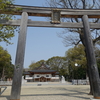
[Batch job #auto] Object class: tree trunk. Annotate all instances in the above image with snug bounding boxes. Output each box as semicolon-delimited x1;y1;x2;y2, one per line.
2;67;5;81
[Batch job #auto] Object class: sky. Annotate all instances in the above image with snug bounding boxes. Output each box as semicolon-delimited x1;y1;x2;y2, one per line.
0;0;70;68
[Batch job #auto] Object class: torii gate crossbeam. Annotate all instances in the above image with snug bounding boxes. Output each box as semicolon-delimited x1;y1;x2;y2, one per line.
0;19;100;29
1;4;100;18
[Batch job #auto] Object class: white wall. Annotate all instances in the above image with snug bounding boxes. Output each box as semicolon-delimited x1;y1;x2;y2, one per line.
25;74;59;79
33;74;52;78
25;75;33;79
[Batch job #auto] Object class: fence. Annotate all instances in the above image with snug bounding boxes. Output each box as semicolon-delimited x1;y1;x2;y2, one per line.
72;79;89;85
0;81;12;86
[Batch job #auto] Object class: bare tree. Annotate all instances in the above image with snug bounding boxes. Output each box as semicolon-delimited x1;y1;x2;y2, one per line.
46;0;100;46
46;0;100;95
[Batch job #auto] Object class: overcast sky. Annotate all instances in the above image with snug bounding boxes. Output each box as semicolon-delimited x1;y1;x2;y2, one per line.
0;0;70;68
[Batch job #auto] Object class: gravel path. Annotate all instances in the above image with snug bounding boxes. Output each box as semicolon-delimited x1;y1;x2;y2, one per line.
0;82;93;100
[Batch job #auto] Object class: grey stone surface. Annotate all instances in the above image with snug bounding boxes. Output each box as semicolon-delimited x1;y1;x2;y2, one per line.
0;82;93;100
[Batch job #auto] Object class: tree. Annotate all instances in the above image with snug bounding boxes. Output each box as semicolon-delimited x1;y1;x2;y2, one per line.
29;60;46;70
66;44;100;95
66;44;87;79
0;46;13;80
46;0;100;96
29;56;69;79
46;56;69;78
5;64;14;79
46;0;100;46
0;0;17;44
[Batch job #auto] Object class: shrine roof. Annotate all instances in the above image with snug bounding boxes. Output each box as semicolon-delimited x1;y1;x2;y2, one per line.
24;63;59;74
30;70;56;73
34;63;50;70
24;71;30;75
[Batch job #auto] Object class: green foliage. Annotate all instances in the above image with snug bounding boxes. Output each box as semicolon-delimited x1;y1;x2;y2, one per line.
66;44;87;79
46;56;69;77
28;44;100;80
5;64;14;78
0;46;11;64
0;46;13;80
28;56;69;78
0;0;14;9
66;44;87;67
29;60;46;70
0;0;17;44
65;44;100;79
46;56;65;70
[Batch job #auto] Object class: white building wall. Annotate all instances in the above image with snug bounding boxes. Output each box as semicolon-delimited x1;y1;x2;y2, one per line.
33;74;52;78
25;75;33;79
25;74;59;81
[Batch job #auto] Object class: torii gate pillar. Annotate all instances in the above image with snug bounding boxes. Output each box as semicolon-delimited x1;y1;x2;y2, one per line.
10;12;28;100
82;15;100;99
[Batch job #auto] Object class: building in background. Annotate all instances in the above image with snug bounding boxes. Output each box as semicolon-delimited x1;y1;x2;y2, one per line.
24;63;59;82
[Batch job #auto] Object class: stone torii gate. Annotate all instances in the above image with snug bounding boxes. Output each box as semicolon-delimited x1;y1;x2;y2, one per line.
0;4;100;100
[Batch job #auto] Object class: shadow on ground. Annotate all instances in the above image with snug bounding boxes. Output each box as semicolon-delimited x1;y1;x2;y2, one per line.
0;88;92;100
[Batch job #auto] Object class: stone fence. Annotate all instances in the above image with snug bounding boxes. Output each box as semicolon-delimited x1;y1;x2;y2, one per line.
72;79;89;85
0;81;12;86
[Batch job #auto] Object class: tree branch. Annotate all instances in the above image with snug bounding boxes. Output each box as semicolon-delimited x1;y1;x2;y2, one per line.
68;0;73;9
93;36;100;44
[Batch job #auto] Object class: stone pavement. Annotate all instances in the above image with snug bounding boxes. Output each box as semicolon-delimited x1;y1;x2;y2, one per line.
0;82;93;100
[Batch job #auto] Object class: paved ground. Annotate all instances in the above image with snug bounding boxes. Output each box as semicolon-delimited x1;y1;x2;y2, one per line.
0;82;93;100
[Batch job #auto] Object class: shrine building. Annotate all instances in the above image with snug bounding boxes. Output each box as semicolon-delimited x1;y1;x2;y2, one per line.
24;63;59;82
